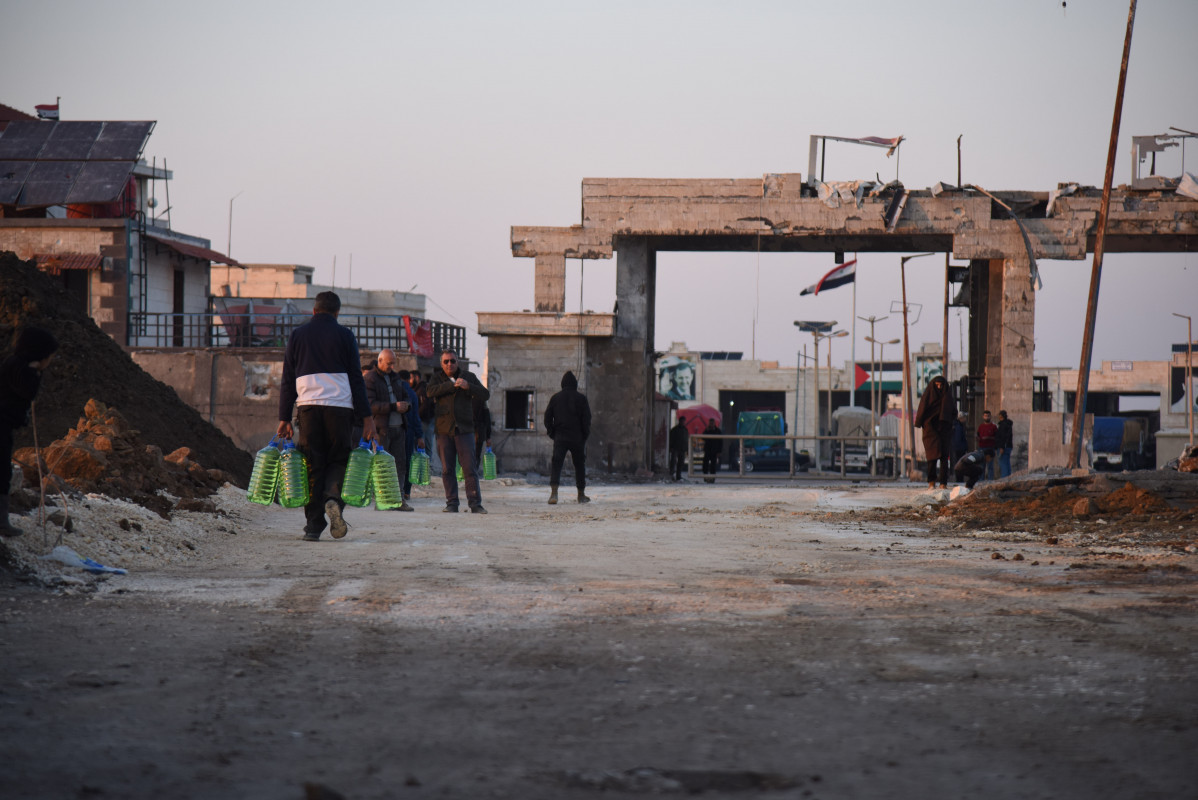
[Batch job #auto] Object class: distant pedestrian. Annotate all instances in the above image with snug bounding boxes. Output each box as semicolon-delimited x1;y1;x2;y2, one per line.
977;410;998;480
426;350;489;513
395;369;423;500
278;291;376;541
996;410;1014;478
544;370;592;504
700;418;722;483
669;419;689;480
0;326;58;537
914;375;957;489
954;448;995;490
412;370;440;477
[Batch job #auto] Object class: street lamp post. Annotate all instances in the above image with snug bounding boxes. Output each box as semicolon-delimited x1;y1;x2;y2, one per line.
795;321;836;471
865;334;900;434
822;329;848;438
900;252;936;479
858;315;889;432
1174;312;1194;449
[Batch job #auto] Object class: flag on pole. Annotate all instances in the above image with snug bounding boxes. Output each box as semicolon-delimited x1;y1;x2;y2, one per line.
35;103;59;120
800;259;857;296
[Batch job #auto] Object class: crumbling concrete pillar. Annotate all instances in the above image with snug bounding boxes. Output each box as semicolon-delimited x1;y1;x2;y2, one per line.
586;237;656;473
533;254;566;313
976;256;1034;468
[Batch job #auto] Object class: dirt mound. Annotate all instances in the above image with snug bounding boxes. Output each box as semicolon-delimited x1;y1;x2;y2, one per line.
933;472;1198;548
12;398;233;517
0;251;251;489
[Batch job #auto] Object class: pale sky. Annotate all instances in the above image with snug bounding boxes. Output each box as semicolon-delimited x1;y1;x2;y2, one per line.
5;0;1197;371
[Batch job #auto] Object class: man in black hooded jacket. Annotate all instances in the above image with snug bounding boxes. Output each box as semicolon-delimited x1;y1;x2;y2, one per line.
544;370;592;505
1;326;58;536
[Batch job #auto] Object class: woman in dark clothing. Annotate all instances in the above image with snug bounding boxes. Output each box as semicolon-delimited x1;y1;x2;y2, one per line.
1;326;59;536
914;375;958;489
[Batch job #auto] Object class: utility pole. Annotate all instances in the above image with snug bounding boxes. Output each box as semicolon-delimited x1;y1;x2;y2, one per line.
1175;312;1194;450
858;314;889;437
900;252;936;479
1069;0;1137;468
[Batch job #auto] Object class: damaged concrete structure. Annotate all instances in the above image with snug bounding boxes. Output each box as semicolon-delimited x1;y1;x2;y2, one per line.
482;173;1198;474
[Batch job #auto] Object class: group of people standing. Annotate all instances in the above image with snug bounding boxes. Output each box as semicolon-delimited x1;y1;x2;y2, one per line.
278;291;494;541
916;375;1014;490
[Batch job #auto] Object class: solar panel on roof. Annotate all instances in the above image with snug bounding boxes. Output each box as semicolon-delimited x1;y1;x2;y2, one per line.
0;119;156;207
67;161;135;203
19;160;82;206
0;161;34;204
41;122;103;161
91;121;154;160
0;122;53;159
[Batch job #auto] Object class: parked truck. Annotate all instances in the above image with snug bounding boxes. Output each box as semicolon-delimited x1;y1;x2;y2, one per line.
1091;417;1148;471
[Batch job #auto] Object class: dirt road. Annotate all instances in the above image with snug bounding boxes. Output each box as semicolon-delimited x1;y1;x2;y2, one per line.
2;479;1195;799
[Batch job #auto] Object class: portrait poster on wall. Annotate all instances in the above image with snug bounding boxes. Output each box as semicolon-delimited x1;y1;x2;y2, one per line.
657;355;697;401
1170;366;1198;415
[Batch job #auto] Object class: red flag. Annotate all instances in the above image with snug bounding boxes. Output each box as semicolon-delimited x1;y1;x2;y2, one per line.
403;315;434;358
35;103;59;120
855;364;870;390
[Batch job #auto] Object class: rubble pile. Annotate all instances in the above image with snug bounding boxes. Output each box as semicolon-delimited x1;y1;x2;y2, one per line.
0;251;251;492
933;471;1198;548
12;399;230;518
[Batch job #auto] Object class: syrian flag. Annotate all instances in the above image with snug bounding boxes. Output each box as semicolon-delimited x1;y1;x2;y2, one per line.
800;259;857;296
35;103;59;120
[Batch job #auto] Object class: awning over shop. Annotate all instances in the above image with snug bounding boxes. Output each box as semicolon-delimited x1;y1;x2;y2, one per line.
34;252;103;274
146;234;240;267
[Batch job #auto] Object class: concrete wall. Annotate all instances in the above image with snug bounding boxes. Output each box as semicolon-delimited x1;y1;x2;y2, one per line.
1028;411;1094;471
131;347;422;454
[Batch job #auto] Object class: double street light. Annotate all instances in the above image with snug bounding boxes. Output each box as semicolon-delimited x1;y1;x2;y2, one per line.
795;321;846;471
864;334;900;439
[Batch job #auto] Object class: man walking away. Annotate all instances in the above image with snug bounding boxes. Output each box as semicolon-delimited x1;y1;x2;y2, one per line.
669;419;689;481
544;370;592;504
0;326;58;537
426;350;489;513
364;348;414;511
996;410;1014;478
278;291;376;541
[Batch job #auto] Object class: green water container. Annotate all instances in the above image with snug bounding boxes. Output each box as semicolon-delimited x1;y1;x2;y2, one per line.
246;439;281;505
482;447;496;480
371;449;404;510
342;439;374;507
278;441;310;508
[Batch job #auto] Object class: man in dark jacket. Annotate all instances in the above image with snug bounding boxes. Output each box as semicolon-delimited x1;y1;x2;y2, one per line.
278;292;376;541
914;375;958;489
951;412;970;483
544;370;592;504
669;420;689;481
396;369;422;500
411;369;440;477
954;448;995;490
364;349;415;511
426;350;489;513
700;418;723;483
0;326;58;537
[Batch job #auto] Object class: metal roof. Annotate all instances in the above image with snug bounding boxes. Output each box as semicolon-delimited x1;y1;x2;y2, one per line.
146;234;241;267
34;252;104;274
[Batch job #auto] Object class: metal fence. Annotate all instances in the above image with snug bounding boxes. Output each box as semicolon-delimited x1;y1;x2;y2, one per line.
126;312;467;358
686;434;901;479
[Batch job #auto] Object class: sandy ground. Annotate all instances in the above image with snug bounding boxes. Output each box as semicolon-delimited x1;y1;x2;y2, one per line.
1;476;1196;800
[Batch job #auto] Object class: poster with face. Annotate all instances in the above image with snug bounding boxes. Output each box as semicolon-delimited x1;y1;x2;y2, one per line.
1170;366;1198;415
657;356;697;401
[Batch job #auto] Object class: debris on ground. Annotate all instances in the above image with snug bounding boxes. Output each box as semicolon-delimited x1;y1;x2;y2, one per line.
11;398;229;518
837;470;1198;552
0;251;251;487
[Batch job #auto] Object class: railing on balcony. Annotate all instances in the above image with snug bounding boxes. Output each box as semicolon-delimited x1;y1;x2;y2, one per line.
127;312;467;360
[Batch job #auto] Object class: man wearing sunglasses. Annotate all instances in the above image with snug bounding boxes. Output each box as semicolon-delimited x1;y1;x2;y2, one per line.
426;350;490;513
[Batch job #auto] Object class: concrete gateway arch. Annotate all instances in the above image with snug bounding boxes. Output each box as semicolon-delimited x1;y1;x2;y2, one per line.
480;174;1198;474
